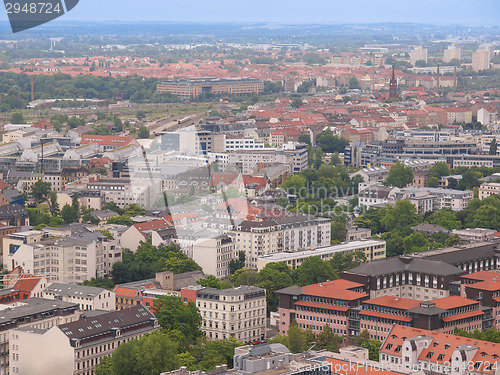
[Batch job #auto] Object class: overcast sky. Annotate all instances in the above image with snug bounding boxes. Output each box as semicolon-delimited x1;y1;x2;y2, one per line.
1;0;498;26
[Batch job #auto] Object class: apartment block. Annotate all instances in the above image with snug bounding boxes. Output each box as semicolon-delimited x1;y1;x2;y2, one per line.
257;239;386;271
10;305;159;375
157;78;264;99
183;285;266;342
230;214;331;270
0;298;79;375
42;282;116;311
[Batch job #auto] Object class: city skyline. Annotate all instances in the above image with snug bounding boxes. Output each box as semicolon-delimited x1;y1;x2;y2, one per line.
0;0;499;26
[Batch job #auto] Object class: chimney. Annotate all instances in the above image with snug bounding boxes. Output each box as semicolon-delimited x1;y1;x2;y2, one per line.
31;76;35;101
453;66;457;91
436;65;440;90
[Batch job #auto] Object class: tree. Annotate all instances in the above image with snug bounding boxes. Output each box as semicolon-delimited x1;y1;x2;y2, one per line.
330;219;347;243
348;77;360;89
229;251;245;274
315;132;349;154
457;169;481;191
425;208;461;230
354;330;381;361
281;175;307;196
154;295;203;343
109;333;180;375
426;176;440;188
82;277;115;290
47;191;59;216
381;200;421;235
291;98;304;108
61;204;79;224
197;275;232;290
10;112;24;124
429;162;450;179
30;180;51;201
230;268;258;287
287;323;305;353
256;263;294;312
95;356;113;375
330;251;367;272
490;138;498;155
298;134;311;146
403;232;431;254
138;126;150;139
384;162;414;188
316;324;344;351
294;257;338;286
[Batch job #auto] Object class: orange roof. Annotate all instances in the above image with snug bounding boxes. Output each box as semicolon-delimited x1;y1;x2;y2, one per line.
13;274;42;293
133;219;172;234
460;270;500;282
432;296;479;310
363;295;421;311
294;301;349;312
465;278;500;292
442;310;483;322
326;358;403;375
360;310;412;322
381;325;500;373
81;134;137;146
302;280;367;301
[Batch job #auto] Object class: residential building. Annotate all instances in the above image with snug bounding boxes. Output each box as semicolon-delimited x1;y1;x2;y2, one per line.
410;47;428;65
114;270;205;310
443;45;462;62
479;182;500;199
42;282;116;311
472;49;491;72
183;285;266;341
230;214;332;270
0;298;79;375
257;239;387;271
185;235;235;279
10;305;159;375
380;325;500;375
451;228;496;242
346;227;372;242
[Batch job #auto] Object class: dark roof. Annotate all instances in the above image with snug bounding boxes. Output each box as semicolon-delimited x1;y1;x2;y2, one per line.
411;242;500;265
275;285;303;296
0;204;27;218
346;256;465;277
411;223;449;234
173;271;206;291
58;305;155;341
0;298;78;327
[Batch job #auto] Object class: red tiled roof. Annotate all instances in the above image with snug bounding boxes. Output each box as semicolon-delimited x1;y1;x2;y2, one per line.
363;295;421;310
465;278;500;292
442;310;484;322
81;135;137;146
460;270;500;282
294;301;349;312
360;310;412;322
133;219;172;234
432;296;479;310
381;325;500;373
13;274;42;293
302;281;367;301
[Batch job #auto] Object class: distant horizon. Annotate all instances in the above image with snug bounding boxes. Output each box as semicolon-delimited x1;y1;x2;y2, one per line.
0;0;499;27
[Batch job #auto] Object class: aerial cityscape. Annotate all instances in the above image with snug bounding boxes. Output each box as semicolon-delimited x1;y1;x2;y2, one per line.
0;1;498;375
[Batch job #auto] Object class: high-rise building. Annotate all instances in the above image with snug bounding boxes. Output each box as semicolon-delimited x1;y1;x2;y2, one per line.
443;45;462;62
472;49;491;72
410;47;428;65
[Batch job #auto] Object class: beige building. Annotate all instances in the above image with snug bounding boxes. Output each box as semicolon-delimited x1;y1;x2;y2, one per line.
186;235;235;279
10;305;159;375
257;239;387;271
187;285;266;342
410;47;428;65
443;45;462;62
478;182;500;200
0;298;79;375
157;78;263;99
472;49;491;72
42;282;116;311
229;215;331;270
